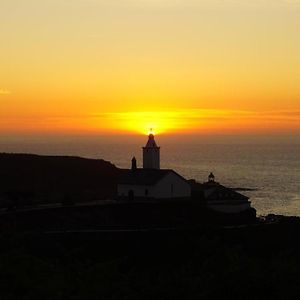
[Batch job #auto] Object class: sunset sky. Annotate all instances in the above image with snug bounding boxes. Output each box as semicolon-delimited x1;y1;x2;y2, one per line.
1;0;300;135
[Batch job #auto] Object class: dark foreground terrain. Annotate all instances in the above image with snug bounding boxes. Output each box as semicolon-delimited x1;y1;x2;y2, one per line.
0;153;299;299
0;215;300;300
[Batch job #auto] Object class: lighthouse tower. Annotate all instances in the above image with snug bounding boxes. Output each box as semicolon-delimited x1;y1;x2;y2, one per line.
143;133;160;169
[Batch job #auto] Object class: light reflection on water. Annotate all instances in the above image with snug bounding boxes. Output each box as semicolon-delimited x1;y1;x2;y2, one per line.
0;135;299;216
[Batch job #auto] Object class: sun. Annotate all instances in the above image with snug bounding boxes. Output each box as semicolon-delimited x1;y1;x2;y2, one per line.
102;111;179;135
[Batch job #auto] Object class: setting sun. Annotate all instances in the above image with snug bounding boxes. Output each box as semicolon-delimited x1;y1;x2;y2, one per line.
99;111;183;135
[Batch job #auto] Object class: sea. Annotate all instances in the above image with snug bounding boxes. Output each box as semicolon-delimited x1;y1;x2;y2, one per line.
0;134;299;217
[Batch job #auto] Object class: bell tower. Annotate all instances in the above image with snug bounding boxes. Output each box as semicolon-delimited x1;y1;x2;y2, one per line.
143;133;160;169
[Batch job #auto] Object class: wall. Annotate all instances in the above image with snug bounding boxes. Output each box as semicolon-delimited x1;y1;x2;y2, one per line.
117;184;154;198
117;172;191;199
153;172;191;199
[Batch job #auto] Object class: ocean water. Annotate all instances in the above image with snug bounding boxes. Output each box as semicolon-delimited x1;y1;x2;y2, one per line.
0;135;299;217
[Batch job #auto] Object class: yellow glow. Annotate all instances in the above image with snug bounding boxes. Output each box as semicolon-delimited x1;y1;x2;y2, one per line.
85;109;300;135
0;108;299;135
102;110;213;134
103;111;181;135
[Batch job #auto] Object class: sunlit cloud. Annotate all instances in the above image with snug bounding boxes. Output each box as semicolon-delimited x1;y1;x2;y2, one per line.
66;0;300;11
0;89;11;95
283;0;300;3
80;0;300;6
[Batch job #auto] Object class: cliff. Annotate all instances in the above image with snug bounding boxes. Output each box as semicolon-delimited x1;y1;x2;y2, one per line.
0;153;123;207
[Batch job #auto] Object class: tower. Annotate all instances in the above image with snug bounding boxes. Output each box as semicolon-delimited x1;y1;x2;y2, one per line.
143;133;160;169
208;172;215;183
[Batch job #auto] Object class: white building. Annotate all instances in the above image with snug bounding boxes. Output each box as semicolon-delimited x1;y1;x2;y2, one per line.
191;173;252;214
117;134;191;200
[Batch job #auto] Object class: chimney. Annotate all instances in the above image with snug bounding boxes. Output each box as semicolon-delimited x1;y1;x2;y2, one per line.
131;156;137;171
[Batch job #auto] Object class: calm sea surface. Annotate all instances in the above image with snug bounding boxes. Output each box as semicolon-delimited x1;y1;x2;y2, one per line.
1;135;299;216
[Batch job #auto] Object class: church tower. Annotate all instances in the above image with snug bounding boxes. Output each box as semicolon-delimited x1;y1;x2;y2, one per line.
143;133;160;169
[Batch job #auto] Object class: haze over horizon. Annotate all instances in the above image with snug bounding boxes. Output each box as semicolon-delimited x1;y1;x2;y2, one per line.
1;0;300;136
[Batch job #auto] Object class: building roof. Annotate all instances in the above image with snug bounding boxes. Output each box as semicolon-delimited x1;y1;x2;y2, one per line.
189;180;249;202
203;183;249;201
118;168;186;186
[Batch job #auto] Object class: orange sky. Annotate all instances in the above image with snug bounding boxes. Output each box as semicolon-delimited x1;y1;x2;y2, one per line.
1;0;300;135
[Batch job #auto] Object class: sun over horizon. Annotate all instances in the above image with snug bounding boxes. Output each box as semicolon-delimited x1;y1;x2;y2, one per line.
1;0;300;136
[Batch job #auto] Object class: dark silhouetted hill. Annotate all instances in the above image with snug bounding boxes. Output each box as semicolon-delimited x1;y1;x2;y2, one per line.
0;153;123;207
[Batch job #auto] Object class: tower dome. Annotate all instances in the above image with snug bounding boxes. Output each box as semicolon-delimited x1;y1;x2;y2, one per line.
145;134;158;147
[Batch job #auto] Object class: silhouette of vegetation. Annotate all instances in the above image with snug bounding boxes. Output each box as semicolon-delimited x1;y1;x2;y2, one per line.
1;217;300;299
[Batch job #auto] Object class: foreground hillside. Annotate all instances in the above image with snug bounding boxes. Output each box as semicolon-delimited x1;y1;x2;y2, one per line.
0;153;123;207
0;216;300;299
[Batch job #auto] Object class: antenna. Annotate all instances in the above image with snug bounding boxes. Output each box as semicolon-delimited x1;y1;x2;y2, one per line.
148;127;155;135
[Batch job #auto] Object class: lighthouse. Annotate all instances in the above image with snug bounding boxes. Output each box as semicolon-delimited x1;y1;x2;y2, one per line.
117;133;191;199
143;133;160;169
